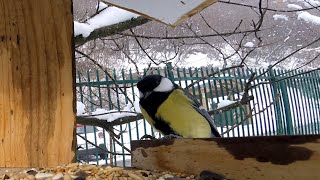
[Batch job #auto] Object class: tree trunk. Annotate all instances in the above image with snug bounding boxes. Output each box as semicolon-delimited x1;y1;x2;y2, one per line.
0;0;75;167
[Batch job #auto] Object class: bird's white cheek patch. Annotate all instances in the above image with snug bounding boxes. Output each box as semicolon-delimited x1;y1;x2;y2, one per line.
153;77;174;92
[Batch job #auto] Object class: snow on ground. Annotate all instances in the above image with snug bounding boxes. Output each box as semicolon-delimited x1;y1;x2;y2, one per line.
298;12;320;25
133;100;141;113
180;53;223;68
287;4;303;9
182;53;210;67
244;42;254;48
273;14;288;21
74;2;139;37
302;0;320;7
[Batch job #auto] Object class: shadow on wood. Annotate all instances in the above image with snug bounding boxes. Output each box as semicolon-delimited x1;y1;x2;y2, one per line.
131;135;320;180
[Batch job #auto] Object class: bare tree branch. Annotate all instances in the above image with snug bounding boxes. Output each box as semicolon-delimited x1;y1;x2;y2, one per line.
218;0;320;12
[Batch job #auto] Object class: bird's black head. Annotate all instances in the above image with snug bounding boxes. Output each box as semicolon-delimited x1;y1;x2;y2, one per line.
137;75;163;94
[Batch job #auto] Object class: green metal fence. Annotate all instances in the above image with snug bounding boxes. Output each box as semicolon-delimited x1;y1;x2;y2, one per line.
75;64;320;166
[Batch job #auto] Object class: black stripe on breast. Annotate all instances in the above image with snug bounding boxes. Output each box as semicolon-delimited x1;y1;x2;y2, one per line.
139;91;179;136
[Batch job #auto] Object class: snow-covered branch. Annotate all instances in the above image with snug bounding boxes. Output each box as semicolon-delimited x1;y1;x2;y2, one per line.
74;2;150;45
75;16;150;45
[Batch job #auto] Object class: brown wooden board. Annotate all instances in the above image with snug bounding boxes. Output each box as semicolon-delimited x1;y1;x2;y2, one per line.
131;135;320;180
0;0;75;167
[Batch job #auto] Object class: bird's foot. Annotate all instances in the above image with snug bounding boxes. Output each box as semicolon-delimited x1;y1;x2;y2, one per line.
161;134;182;139
140;134;156;140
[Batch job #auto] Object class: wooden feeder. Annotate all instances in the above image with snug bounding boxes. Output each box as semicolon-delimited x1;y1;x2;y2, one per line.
131;135;320;180
0;0;75;167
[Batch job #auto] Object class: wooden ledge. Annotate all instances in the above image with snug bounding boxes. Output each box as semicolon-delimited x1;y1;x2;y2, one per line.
131;135;320;180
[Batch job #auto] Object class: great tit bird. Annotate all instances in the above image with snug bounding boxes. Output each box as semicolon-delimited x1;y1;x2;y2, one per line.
137;75;221;138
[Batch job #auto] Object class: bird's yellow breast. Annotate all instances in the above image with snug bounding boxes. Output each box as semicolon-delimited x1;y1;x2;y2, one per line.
155;89;212;138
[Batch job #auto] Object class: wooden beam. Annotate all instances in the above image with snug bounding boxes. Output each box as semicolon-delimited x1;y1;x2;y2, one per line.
131;135;320;180
0;0;75;167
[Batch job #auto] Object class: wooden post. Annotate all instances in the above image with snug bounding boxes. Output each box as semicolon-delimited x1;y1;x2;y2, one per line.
0;0;75;167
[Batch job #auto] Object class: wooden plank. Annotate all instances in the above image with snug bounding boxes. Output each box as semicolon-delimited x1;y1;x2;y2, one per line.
102;0;218;26
131;135;320;180
0;0;75;167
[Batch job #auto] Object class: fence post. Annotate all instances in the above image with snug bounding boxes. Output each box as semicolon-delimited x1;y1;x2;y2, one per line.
166;62;175;81
279;79;293;135
268;67;284;135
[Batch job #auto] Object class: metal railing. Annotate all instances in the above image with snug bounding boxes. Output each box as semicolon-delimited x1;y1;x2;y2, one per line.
75;64;320;166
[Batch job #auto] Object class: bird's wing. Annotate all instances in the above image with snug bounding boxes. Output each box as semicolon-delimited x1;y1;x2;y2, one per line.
176;85;221;137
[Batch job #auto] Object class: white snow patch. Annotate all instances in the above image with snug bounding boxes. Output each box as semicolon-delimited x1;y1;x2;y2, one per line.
91;108;137;122
77;101;86;115
96;1;108;11
74;7;139;37
78;101;141;122
134;100;141;113
287;4;303;9
74;21;94;37
87;7;139;29
244;42;254;48
298;12;320;25
217;100;236;109
183;53;210;67
302;0;320;7
273;14;288;21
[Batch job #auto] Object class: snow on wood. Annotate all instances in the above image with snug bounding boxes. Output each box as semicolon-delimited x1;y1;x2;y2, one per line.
78;100;141;122
96;1;108;11
217;100;236;109
101;0;218;26
74;4;139;37
77;101;86;115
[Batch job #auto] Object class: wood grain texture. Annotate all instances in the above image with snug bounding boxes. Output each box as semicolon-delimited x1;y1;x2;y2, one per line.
0;0;75;167
131;135;320;180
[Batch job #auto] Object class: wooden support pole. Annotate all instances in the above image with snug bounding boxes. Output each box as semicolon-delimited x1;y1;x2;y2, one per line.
131;135;320;180
0;0;75;167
